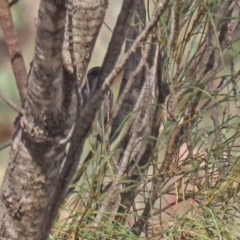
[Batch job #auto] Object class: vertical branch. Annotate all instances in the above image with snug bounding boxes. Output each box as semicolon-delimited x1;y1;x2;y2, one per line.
49;1;109;235
0;0;27;101
63;0;108;86
98;0;137;88
0;0;69;239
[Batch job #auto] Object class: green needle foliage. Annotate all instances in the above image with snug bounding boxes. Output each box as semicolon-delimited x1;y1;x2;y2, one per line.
52;0;240;239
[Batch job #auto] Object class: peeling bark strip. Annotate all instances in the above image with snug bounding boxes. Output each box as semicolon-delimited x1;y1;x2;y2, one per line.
63;0;108;86
0;0;69;239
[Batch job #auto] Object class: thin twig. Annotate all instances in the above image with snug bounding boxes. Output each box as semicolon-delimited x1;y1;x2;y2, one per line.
0;143;11;151
0;90;23;114
110;34;152;122
0;0;27;102
95;37;160;226
102;0;170;91
99;0;137;88
92;0;170;226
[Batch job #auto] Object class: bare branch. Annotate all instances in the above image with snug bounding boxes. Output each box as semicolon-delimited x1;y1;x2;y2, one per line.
0;0;27;102
98;0;137;88
0;0;69;239
102;0;170;91
0;89;23;114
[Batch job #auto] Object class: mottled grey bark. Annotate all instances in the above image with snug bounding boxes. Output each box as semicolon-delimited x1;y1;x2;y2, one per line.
0;0;107;239
0;1;68;239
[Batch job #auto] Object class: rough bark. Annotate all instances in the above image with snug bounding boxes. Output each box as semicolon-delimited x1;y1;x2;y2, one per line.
0;1;68;239
0;0;107;239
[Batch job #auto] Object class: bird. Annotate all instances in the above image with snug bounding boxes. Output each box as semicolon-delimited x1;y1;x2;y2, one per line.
80;66;113;132
80;66;102;107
